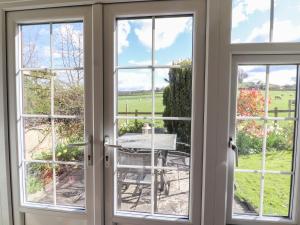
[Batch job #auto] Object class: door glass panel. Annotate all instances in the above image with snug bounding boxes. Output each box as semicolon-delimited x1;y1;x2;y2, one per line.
117;168;152;213
52;22;84;68
117;18;152;67
154;17;193;65
232;64;297;218
117;69;152;116
18;22;85;209
115;15;193;219
25;162;53;204
21;24;51;68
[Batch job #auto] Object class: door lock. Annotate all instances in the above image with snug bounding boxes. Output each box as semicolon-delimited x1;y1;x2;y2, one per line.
67;135;93;166
104;136;122;168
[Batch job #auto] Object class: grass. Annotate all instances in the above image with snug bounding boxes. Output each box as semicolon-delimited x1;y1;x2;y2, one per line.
235;151;293;216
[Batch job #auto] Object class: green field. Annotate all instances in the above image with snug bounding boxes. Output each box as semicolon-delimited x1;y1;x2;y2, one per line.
235;151;292;216
268;90;296;117
118;90;296;117
118;92;164;115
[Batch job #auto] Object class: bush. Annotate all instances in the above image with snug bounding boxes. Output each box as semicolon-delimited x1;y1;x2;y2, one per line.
237;122;294;155
119;120;145;136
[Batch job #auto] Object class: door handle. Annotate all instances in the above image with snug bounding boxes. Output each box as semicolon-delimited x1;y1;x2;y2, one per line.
104;136;122;168
229;137;239;167
67;135;93;166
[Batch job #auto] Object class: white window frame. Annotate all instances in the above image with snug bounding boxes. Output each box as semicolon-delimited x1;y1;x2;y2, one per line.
226;54;300;225
6;6;98;225
103;1;205;225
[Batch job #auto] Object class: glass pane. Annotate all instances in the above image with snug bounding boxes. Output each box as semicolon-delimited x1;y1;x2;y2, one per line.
155;67;192;117
155;16;193;65
154;120;191;168
273;0;300;42
25;162;53;204
24;117;52;160
55;118;84;162
21;24;50;68
117;19;152;67
231;0;271;43
266;121;295;172
116;168;151;213
268;65;297;118
117;119;153;166
233;172;260;215
56;164;85;208
237;65;266;117
236;120;263;170
52;22;83;68
263;174;291;216
23;70;51;115
117;69;152;116
54;70;84;116
154;169;189;217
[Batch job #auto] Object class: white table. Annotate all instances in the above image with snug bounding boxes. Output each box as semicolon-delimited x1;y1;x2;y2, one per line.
118;133;177;151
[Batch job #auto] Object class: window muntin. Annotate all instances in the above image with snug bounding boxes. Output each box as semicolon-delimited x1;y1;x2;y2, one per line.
115;15;193;218
232;64;298;218
18;22;85;209
231;0;300;43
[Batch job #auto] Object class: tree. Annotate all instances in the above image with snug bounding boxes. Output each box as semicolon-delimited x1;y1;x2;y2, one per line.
162;60;192;152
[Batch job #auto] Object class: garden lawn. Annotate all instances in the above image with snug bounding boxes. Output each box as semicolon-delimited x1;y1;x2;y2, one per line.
235;150;293;216
268;90;295;117
118;92;164;115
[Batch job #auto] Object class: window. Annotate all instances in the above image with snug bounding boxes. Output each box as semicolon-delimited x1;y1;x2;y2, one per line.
114;15;193;218
231;0;300;43
18;22;85;209
227;56;300;224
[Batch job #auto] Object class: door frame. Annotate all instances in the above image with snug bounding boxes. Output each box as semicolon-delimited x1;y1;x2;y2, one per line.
227;54;300;225
6;5;104;225
103;1;206;225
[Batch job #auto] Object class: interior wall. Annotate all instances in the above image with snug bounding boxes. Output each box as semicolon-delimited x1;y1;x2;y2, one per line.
25;213;87;225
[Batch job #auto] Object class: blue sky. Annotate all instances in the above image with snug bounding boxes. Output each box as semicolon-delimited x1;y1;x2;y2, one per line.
232;0;300;43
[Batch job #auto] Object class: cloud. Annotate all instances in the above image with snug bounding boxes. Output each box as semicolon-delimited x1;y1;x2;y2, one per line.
273;20;300;42
128;60;152;66
118;69;152;91
118;68;171;91
134;17;192;50
118;20;131;54
245;19;300;43
242;66;297;86
232;0;270;28
245;21;269;42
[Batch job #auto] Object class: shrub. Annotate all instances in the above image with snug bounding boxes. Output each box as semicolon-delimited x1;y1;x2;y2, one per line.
237;89;265;116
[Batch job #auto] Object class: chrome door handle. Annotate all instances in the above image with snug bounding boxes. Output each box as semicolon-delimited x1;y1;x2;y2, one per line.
67;141;89;148
67;135;93;166
229;137;239;167
104;143;122;148
104;136;122;168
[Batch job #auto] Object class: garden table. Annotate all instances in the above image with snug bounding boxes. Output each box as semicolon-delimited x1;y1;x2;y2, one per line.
117;133;177;210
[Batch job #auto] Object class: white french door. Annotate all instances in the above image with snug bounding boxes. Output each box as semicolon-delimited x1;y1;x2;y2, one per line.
103;1;205;225
6;1;205;225
7;5;99;225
